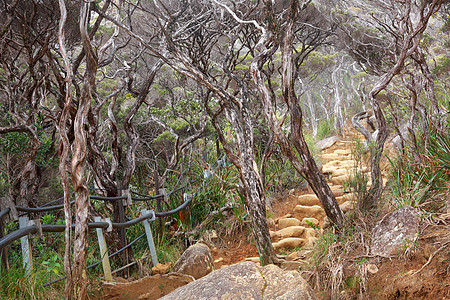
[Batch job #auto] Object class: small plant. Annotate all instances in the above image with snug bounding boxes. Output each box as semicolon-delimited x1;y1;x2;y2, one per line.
41;254;62;276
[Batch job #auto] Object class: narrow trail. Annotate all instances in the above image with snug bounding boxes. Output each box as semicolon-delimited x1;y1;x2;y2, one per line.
245;126;389;264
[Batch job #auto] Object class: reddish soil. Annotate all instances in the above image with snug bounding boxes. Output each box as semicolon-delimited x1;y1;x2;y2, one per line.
367;224;450;299
92;273;194;300
212;241;258;269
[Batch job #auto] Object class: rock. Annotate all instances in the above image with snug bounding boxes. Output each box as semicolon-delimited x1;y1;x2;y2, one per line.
286;251;300;261
330;169;348;177
280;260;304;271
152;263;172;275
172;243;214;279
277;217;301;229
342;193;356;201
298;194;320;206
267;217;276;229
334;149;351;155
331;188;345;197
371;206;421;257
304;236;317;248
102;273;194;300
367;263;379;274
319;153;342;163
275;226;306;239
269;230;279;241
340;200;356;213
302;228;318;248
244;257;261;263
214;257;224;264
331;175;349;186
316;136;337;150
304;227;317;239
202;229;218;242
272;238;305;251
293;205;325;219
301;217;319;227
335;196;346;205
161;262;317;300
322;217;331;229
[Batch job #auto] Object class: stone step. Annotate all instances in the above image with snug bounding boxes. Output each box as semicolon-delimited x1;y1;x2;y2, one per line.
276;217;301;230
297;194;320;206
319;153;352;163
270;226;306;242
322;159;355;168
272;238;305;251
300;217;319;227
293;205;326;220
334;149;352;155
331;175;349;186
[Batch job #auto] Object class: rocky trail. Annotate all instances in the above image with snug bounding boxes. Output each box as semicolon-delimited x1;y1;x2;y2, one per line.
97;127;449;299
244;126;383;264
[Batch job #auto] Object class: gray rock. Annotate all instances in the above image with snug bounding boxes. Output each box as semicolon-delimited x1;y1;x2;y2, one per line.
162;261;317;300
371;206;420;257
172;242;214;279
316;136;337;151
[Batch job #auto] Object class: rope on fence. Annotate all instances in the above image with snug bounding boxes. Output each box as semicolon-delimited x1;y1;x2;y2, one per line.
42;233;147;287
1;153;223;287
0;211;157;251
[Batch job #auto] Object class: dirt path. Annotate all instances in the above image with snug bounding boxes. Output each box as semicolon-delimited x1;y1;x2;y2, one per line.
242;127;375;264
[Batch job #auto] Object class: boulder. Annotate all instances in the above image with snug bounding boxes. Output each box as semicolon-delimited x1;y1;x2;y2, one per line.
371;206;421;257
316;136;337;151
277;217;301;229
161;262;317;300
172;243;214;279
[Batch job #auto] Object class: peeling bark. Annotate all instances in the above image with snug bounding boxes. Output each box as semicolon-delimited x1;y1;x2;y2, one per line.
251;0;344;225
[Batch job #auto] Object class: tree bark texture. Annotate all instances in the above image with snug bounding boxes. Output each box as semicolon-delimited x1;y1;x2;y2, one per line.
57;0;74;297
251;0;344;225
361;0;443;209
69;2;97;298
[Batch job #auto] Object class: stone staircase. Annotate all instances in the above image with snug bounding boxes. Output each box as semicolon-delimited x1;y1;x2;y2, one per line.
246;128;388;264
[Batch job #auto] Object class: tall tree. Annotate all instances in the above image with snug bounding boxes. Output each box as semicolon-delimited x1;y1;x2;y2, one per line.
320;0;445;209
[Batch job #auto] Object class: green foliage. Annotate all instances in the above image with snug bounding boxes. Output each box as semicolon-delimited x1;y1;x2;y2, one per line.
344;136;370;204
0;236;64;300
433;54;450;76
312;231;336;268
0;132;29;154
387;110;449;210
263;154;302;194
154;130;176;143
316;120;331;140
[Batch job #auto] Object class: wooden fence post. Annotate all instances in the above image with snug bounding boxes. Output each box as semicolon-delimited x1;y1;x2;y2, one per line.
0;217;8;273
